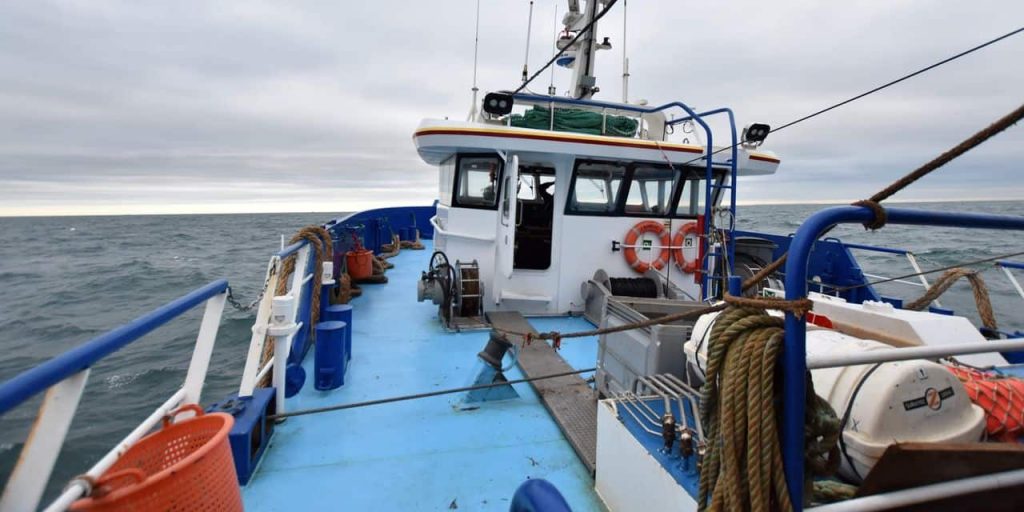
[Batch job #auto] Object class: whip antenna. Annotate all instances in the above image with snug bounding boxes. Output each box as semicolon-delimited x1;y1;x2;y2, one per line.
548;3;558;95
522;1;535;84
467;0;482;120
621;0;629;102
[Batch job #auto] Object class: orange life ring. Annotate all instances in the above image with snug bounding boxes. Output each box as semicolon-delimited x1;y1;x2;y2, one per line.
623;220;670;273
671;222;700;273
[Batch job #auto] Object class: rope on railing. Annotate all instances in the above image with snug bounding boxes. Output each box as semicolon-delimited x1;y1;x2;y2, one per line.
742;103;1024;291
257;225;334;387
905;268;998;330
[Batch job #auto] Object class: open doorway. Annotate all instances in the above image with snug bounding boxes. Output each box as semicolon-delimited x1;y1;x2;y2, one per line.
514;164;556;270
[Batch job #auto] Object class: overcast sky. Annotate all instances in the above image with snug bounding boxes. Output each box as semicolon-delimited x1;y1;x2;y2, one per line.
0;1;1022;216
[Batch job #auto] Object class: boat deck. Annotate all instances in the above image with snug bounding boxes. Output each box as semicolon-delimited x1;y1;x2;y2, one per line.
241;240;605;511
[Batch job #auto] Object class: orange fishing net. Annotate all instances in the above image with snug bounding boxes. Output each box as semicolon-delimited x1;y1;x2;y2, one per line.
946;364;1024;442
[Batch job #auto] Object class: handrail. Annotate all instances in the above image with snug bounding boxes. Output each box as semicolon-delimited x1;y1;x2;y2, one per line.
840;241;910;255
429;215;495;242
782;205;1024;510
277;240;307;259
0;279;228;415
0;279;229;512
997;260;1024;270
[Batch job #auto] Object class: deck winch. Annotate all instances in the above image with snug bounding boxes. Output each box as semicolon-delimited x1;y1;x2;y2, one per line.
417;251;487;330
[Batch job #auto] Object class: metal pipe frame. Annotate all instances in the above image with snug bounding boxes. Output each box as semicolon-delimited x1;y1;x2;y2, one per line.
782;205;1024;510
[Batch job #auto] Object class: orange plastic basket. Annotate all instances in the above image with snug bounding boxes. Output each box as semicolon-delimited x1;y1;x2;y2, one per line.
71;404;242;512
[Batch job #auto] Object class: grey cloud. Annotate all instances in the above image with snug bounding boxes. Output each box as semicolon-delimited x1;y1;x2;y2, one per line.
0;0;1022;215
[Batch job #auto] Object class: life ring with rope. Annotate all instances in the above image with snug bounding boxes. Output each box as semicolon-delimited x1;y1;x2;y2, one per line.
671;222;701;273
623;220;670;273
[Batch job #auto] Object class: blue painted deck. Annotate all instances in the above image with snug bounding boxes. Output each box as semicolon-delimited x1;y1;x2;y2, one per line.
242;241;606;511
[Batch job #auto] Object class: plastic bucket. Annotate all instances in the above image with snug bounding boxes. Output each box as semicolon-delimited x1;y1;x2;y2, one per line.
71;404;241;512
347;249;374;280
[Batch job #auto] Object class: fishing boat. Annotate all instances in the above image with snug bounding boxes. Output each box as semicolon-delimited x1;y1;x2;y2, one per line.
3;2;1024;511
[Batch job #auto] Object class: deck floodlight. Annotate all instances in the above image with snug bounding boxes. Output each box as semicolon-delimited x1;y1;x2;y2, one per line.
483;92;514;116
742;123;771;146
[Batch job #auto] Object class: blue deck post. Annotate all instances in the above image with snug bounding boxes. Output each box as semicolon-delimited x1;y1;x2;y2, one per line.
781;205;1024;509
728;275;741;297
326;304;353;362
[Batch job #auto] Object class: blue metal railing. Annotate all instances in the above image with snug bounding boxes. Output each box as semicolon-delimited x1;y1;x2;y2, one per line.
837;241;910;256
998;260;1024;271
781;206;1024;510
0;279;229;415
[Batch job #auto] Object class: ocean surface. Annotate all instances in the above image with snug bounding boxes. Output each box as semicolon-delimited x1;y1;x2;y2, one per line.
2;201;1024;502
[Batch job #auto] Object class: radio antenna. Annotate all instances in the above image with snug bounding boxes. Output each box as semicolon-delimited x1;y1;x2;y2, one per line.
621;0;629;103
522;1;535;84
548;3;558;95
467;0;482;120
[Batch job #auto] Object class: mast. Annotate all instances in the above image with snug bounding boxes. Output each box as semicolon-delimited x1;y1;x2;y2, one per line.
562;0;611;99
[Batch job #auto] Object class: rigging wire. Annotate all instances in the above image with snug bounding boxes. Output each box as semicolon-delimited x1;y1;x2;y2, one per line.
835;249;1024;292
268;367;596;420
675;25;1024;168
513;0;620;95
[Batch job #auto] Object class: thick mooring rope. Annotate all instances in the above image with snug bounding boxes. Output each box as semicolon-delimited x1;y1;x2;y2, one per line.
743;103;1024;291
257;225;334;386
698;307;846;512
905;267;997;329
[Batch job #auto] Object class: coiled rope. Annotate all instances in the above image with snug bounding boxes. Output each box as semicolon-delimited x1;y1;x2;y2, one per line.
258;225;334;386
697;306;847;511
905;267;997;330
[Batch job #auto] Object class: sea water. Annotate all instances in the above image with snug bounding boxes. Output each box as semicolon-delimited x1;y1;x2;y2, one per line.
1;201;1023;501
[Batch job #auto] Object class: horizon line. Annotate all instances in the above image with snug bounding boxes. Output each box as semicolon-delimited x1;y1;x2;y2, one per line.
1;196;1022;219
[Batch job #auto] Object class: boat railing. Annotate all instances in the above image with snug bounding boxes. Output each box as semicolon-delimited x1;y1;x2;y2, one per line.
997;260;1024;305
237;237;321;419
0;279;230;512
780;206;1024;511
833;240;938;305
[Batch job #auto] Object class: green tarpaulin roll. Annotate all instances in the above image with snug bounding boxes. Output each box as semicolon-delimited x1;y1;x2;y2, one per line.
507;106;639;137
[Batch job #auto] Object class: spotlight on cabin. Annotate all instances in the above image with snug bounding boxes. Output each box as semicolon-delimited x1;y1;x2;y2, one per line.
742;123;771;146
482;92;514;116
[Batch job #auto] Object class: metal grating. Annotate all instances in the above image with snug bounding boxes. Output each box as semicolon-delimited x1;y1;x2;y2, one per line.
487;311;598;473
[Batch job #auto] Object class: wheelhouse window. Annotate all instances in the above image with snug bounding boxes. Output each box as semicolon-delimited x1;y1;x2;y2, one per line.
624;165;679;216
566;160;626;214
454;155;502;209
674;168;726;217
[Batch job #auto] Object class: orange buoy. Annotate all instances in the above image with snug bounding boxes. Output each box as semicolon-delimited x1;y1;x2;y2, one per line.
670;222;701;273
623;220;670;273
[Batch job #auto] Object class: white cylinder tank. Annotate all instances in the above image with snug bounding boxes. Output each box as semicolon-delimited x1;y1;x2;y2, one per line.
684;312;987;482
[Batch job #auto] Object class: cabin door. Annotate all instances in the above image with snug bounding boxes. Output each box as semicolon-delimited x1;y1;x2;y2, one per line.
496;154;518;279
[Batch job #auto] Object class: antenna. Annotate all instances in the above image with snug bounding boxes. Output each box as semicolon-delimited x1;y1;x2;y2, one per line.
548;3;558;95
467;0;482;120
621;0;629;103
522;1;535;84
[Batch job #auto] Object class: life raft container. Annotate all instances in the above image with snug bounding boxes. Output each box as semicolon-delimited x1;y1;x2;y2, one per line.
623;220;670;273
671;222;700;273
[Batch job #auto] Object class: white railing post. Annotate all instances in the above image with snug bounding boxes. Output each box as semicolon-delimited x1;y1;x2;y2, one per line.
268;294;300;419
182;292;227;406
0;370;90;512
905;252;940;308
239;258;282;397
1000;265;1024;303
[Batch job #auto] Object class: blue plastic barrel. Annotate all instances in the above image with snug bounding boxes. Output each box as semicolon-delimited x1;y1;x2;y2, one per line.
325;304;353;361
314;320;348;390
